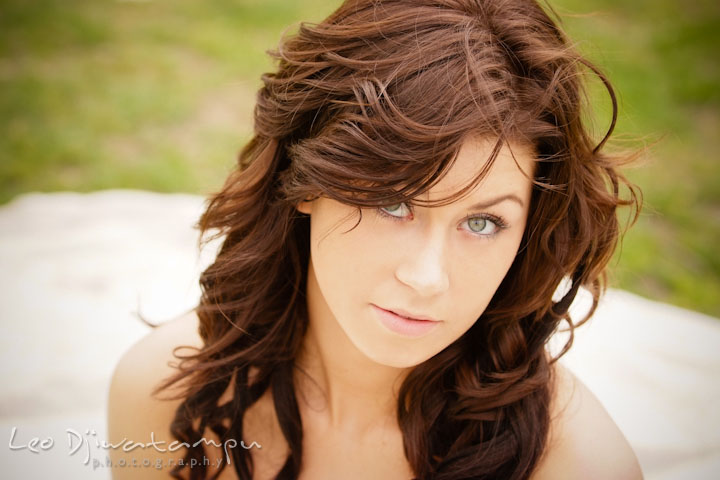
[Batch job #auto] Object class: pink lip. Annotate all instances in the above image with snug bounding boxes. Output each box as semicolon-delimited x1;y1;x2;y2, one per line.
371;304;441;338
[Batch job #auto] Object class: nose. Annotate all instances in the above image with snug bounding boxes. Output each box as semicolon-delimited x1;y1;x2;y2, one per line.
394;230;450;297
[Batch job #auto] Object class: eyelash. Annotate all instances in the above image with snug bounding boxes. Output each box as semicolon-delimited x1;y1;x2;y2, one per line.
376;202;509;239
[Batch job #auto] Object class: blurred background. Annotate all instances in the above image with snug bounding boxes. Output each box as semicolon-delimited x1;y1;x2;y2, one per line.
1;0;718;317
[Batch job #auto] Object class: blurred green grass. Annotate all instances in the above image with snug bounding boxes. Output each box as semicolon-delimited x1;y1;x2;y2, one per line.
1;0;718;317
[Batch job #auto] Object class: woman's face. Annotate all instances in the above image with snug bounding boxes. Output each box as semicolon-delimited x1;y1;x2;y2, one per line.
298;136;536;368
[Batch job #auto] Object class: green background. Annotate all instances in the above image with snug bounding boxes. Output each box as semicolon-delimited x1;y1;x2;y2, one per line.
1;0;718;317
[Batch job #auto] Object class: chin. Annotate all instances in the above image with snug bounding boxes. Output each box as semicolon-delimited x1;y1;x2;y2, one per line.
358;342;437;369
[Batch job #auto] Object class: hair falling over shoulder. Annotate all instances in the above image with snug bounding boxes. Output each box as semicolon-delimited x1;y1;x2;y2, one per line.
152;1;642;478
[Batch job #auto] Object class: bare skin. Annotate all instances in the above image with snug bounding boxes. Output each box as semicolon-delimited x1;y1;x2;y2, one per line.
108;137;643;478
108;310;642;479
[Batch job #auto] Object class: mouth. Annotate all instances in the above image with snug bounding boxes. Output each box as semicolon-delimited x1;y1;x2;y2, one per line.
376;305;440;322
371;304;441;337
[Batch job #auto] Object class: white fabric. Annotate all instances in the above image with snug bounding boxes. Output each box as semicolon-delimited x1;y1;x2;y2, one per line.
0;190;718;479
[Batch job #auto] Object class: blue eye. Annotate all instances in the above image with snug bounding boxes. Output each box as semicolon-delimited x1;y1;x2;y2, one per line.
461;214;508;238
378;202;412;219
467;217;499;235
377;203;508;239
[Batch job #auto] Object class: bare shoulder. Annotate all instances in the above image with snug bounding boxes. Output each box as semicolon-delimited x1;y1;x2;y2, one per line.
107;309;204;479
530;362;644;480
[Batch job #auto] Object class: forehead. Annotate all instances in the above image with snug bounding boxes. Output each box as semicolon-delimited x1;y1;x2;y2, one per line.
422;136;536;203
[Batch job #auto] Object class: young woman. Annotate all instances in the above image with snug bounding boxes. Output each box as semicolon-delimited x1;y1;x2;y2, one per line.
108;0;644;478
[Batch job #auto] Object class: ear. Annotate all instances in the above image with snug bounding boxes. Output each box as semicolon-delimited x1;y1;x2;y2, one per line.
296;199;313;215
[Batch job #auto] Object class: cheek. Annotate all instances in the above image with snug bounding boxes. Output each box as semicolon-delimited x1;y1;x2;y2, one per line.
309;215;388;294
451;238;523;316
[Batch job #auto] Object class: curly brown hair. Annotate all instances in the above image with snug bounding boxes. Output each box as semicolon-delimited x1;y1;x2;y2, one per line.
152;1;641;478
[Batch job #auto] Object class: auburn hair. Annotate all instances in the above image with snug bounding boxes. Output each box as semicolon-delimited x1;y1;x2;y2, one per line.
152;0;641;478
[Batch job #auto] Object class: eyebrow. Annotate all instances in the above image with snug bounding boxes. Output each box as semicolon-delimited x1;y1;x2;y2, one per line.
466;193;525;210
